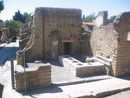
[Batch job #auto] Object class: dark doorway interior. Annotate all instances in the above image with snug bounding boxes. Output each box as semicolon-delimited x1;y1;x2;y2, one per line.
64;42;71;55
0;31;2;38
12;36;17;42
0;84;4;98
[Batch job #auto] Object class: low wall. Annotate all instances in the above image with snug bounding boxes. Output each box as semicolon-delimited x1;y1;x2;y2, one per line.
15;63;51;91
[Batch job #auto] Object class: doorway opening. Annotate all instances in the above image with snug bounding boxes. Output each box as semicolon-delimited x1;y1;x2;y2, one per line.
0;31;2;39
64;42;72;55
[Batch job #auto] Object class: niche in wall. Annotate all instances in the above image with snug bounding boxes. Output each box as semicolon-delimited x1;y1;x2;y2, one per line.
127;31;130;41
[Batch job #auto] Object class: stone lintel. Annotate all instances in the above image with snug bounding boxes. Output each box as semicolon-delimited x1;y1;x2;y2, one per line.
61;40;74;43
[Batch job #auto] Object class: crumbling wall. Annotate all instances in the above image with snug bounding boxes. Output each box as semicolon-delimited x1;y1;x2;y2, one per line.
90;24;118;57
113;12;130;76
90;23;119;76
81;23;94;55
90;11;119;76
18;8;44;62
90;12;130;77
95;11;108;27
19;24;32;50
18;7;82;63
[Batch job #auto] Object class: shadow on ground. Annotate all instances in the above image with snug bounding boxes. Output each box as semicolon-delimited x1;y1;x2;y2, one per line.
0;46;20;66
19;85;63;97
43;60;63;67
120;75;130;81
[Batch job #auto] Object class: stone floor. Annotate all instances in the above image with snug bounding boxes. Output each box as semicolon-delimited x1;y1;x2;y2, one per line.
43;60;108;84
43;60;77;82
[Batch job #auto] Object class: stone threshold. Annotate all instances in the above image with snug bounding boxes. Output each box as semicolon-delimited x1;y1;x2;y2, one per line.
52;75;112;86
82;86;130;98
97;88;130;98
55;77;130;98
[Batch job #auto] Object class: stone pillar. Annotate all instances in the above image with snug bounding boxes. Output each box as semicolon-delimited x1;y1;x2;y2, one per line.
17;50;23;65
1;28;9;43
95;11;108;27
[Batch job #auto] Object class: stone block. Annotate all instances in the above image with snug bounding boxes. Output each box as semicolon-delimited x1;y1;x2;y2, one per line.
59;55;105;76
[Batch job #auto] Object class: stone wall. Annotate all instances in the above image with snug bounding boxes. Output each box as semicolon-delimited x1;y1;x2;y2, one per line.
19;19;32;50
90;23;118;76
113;12;130;76
90;23;118;57
81;24;93;55
15;63;51;91
43;8;82;60
90;12;130;77
20;7;82;62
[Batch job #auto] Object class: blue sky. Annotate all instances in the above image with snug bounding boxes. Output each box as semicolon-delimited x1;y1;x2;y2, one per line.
0;0;130;21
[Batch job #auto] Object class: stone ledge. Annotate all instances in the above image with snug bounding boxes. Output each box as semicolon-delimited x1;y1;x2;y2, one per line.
53;75;112;86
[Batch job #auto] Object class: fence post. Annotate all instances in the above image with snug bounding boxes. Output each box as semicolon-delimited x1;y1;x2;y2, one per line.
23;52;27;92
11;60;15;89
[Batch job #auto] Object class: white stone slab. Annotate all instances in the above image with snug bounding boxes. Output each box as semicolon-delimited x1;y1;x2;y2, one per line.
59;55;105;76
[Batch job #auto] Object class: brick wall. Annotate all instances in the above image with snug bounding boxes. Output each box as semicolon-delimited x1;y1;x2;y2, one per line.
114;12;130;76
15;63;51;91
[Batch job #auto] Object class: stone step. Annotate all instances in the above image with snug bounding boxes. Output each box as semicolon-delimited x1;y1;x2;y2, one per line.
52;75;112;86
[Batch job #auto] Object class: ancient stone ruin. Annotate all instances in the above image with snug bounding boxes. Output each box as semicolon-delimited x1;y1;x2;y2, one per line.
95;11;108;27
0;28;9;43
16;7;84;91
17;7;83;63
19;15;33;50
89;11;130;76
0;22;17;43
15;7;130;91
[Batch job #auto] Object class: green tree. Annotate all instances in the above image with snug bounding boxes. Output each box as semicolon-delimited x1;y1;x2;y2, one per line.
0;0;4;13
13;10;24;23
13;10;30;23
84;13;96;22
110;15;116;21
0;19;3;22
4;20;21;37
23;12;31;23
